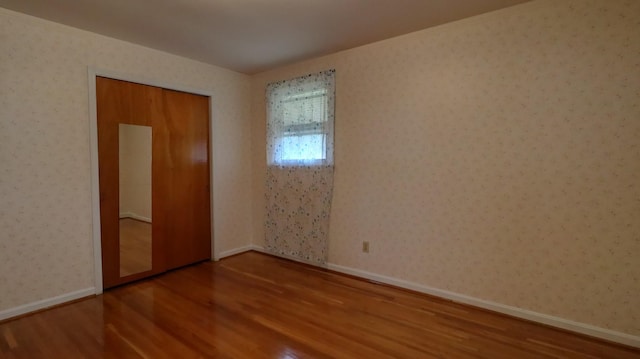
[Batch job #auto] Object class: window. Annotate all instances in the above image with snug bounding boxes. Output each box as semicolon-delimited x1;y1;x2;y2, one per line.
278;89;327;162
266;70;335;166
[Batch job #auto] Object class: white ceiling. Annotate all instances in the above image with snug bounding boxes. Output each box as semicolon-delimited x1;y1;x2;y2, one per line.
0;0;531;74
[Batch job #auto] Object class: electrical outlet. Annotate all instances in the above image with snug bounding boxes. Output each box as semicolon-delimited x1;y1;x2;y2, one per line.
362;241;370;253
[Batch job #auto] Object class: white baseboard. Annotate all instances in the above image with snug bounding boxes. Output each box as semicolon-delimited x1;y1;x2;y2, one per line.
0;244;252;322
250;246;327;267
0;288;95;322
216;245;258;260
246;244;638;348
12;247;631;347
251;244;269;254
327;263;640;348
249;244;267;253
119;212;151;223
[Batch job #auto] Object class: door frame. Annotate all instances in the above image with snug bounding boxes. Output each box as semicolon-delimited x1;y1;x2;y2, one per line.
87;67;219;294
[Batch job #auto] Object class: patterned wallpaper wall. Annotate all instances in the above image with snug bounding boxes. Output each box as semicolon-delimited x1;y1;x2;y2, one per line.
0;8;253;311
250;0;640;336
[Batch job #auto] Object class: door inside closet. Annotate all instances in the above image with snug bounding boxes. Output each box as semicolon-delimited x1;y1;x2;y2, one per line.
96;77;211;289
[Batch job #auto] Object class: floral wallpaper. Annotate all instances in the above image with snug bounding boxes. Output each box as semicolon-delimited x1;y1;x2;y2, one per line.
0;8;252;312
265;166;334;265
251;0;640;337
264;70;336;265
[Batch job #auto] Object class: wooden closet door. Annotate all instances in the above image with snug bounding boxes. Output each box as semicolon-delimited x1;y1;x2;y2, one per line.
155;89;211;271
97;77;163;288
97;78;211;288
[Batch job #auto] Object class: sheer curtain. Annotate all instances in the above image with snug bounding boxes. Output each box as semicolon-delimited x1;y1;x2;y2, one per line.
265;70;335;265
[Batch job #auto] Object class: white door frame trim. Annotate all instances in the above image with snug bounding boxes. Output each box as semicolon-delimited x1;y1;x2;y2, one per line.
87;67;219;294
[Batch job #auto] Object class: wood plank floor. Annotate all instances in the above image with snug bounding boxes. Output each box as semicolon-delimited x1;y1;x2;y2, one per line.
119;218;152;277
1;251;638;358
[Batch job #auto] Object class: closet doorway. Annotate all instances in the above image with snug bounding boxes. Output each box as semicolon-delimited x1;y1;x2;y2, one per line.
96;76;212;289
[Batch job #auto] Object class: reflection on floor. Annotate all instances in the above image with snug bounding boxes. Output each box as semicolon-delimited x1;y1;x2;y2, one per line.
119;218;152;277
1;252;638;358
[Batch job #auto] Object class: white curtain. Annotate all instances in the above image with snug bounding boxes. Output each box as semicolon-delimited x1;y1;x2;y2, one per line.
265;70;335;265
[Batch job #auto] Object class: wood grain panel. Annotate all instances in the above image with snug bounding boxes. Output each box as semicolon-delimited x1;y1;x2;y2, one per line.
1;252;638;358
155;89;211;270
97;77;165;288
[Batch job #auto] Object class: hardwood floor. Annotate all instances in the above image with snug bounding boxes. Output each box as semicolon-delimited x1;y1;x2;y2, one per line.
1;251;638;358
119;218;152;277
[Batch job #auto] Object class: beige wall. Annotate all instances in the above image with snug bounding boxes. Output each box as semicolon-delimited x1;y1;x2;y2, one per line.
250;0;640;336
0;8;253;311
